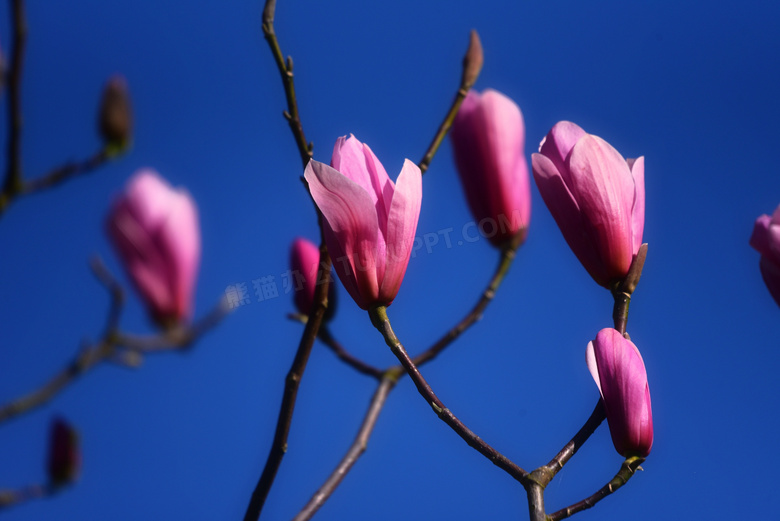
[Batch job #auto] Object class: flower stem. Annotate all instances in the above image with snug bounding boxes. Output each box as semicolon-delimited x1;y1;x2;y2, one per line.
417;30;483;175
547;456;645;521
369;305;528;482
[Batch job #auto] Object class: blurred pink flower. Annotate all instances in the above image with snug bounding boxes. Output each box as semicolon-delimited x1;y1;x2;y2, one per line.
304;135;422;310
750;204;780;307
586;328;653;458
47;417;80;485
107;169;200;325
290;237;336;319
450;88;531;247
532;121;644;288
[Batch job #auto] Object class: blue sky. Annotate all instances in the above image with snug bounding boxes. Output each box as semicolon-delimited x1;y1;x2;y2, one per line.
2;0;779;519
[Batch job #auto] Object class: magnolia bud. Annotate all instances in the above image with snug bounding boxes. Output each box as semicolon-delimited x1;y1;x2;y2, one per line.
47;417;80;486
98;74;133;152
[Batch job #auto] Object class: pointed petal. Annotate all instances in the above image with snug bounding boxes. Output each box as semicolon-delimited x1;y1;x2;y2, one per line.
538;121;586;184
567;135;635;279
157;189;200;319
750;214;772;256
628;156;645;254
379;160;422;305
533;152;605;282
585;341;603;396
305;160;380;308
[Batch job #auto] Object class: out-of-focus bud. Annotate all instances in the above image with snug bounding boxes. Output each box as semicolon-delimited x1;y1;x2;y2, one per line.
290;237;337;320
460;30;483;90
98;74;133;153
304;135;422;310
106;169;201;327
47;417;80;486
532;121;644;289
750;204;780;307
450;88;531;248
586;328;653;458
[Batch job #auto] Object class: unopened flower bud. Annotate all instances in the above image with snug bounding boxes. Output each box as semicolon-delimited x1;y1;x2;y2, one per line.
586;328;653;457
750;204;780;307
290;238;337;320
106;169;201;326
47;417;80;486
98;74;133;152
451;89;531;248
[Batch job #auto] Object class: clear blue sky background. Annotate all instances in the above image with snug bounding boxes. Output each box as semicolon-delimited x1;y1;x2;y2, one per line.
1;1;779;519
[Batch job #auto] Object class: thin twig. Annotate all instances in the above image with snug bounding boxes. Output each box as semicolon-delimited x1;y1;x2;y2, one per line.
543;400;606;479
370;306;528;483
292;374;398;521
243;242;332;521
22;149;111;195
318;327;383;379
418;30;483;175
261;0;311;167
0;341;114;424
242;3;334;519
0;483;53;511
1;0;27;206
0;260;228;425
116;298;231;352
547;457;645;521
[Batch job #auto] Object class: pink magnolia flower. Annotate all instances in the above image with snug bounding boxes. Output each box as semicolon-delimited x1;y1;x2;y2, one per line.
750;204;780;307
450;88;531;247
586;328;653;458
532;121;644;288
304;135;422;310
48;417;80;485
106;169;200;325
290;237;337;319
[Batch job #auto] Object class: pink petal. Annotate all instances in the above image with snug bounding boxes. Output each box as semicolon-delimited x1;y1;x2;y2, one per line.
533;152;603;282
481;90;530;239
585;341;602;396
588;328;653;457
628;156;645;254
567;135;635;279
452;89;530;244
106;170;200;322
156;189;200;319
538;121;586;184
759;255;780;307
305;160;380;308
290;238;320;314
379;159;422;305
750;215;773;257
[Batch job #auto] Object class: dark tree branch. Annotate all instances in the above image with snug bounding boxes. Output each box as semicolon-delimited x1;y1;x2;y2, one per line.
318;326;383;379
261;0;312;167
243;241;332;521
1;0;27;213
